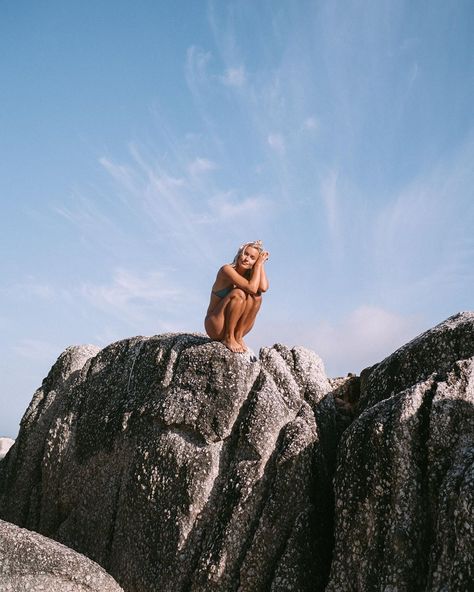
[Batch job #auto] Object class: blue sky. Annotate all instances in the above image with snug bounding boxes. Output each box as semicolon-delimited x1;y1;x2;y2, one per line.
1;0;473;438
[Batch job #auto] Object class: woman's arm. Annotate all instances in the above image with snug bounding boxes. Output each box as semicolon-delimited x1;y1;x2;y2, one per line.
258;257;269;293
221;257;264;295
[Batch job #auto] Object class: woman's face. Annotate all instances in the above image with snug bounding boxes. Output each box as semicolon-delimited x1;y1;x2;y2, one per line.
238;246;259;270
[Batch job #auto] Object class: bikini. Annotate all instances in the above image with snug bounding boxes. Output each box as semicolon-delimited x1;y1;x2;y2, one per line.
212;270;251;299
212;286;234;298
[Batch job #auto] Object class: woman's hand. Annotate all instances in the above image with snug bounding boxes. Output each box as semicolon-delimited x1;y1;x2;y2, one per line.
260;251;269;262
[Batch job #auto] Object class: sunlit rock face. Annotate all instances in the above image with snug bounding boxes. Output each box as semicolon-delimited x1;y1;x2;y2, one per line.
326;312;474;592
0;438;14;460
0;519;123;592
0;334;335;592
0;313;472;592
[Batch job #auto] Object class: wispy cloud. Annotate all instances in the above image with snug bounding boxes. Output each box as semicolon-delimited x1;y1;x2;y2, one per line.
373;136;474;295
263;306;425;376
221;65;246;87
185;45;212;96
312;306;425;374
81;268;183;326
188;157;217;175
207;193;269;220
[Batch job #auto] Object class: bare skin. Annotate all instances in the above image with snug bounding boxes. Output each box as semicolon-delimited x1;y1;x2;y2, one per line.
205;246;269;352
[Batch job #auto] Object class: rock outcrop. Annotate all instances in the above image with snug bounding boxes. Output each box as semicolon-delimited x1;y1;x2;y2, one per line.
0;312;473;592
0;519;123;592
327;312;474;591
0;335;335;592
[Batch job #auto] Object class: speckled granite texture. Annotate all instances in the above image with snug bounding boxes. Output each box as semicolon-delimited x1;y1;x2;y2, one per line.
0;519;123;591
0;334;334;591
0;313;472;591
327;312;474;592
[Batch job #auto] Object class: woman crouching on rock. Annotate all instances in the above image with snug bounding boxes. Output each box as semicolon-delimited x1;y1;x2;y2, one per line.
205;240;269;352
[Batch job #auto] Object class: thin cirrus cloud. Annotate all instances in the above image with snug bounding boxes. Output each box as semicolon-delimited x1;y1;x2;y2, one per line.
373;135;474;291
188;157;218;175
207;193;269;220
185;45;212;95
81;268;183;326
220;65;246;87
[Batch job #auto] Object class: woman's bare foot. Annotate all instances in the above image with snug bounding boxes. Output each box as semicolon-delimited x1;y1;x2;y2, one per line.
221;337;245;353
235;336;248;351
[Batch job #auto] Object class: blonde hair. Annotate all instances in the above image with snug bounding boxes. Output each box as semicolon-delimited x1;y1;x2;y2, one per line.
231;240;264;267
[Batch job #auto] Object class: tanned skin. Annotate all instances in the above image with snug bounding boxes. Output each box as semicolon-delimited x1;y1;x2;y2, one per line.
205;246;269;352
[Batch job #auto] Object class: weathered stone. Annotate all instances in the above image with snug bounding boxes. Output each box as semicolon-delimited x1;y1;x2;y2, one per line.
0;519;123;592
327;312;474;591
0;334;334;592
2;313;472;592
358;311;474;412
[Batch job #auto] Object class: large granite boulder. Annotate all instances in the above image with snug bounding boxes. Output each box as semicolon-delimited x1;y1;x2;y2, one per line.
0;519;123;592
327;312;474;591
0;334;334;592
1;313;472;592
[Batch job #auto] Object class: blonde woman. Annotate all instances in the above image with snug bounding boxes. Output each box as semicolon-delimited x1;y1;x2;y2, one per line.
205;241;269;352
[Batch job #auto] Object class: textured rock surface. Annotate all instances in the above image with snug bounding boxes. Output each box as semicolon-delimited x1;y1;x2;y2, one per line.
0;519;123;592
0;334;334;592
327;312;474;591
0;439;14;461
1;313;473;592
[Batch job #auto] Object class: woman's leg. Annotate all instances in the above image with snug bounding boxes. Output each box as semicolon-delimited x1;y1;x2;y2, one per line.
234;293;262;347
205;289;248;352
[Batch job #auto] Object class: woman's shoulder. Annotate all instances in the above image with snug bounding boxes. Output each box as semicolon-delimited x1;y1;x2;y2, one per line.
220;264;234;274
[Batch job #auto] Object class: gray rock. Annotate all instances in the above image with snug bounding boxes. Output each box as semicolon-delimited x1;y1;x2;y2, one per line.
0;334;334;592
0;519;123;592
0;439;14;461
358;311;474;412
327;312;474;591
2;313;472;592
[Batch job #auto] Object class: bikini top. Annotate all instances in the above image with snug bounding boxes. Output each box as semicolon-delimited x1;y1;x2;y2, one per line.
212;270;251;298
212;285;233;298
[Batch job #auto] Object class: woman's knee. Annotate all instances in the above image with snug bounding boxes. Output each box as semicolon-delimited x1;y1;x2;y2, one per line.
230;288;247;301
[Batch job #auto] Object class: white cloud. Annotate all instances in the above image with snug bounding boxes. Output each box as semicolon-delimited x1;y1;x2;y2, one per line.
188;157;217;175
312;306;424;374
263;306;425;376
221;65;246;87
267;133;285;154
